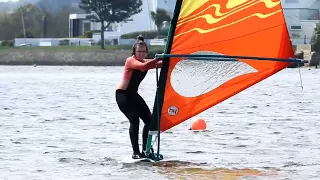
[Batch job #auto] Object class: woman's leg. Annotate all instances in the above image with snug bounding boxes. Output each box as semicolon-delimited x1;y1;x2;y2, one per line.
115;90;141;157
136;94;152;152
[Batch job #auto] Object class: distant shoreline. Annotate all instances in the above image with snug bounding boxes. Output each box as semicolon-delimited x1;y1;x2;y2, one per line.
0;46;316;68
0;53;129;66
0;50;131;66
0;46;164;66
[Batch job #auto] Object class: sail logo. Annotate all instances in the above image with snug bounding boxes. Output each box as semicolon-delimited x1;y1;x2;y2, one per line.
168;106;179;116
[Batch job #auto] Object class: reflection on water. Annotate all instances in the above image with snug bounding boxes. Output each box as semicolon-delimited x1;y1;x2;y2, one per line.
159;167;268;180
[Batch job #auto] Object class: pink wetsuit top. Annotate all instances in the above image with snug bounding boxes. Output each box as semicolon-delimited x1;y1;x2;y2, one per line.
121;56;162;93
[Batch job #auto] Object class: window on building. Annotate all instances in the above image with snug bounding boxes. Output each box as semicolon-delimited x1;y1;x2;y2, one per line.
290;25;302;30
114;24;120;32
299;9;320;20
83;22;91;32
106;25;113;31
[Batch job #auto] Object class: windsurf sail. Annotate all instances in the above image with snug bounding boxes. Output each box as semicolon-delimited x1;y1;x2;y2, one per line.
146;0;298;160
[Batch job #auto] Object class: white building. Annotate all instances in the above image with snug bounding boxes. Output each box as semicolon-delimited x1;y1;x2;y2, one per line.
69;0;175;41
281;0;320;45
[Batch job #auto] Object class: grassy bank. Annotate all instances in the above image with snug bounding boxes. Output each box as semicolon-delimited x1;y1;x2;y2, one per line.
0;45;131;52
0;45;165;66
0;45;165;51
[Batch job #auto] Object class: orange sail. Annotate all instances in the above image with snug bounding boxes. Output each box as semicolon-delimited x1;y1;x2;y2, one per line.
151;0;295;132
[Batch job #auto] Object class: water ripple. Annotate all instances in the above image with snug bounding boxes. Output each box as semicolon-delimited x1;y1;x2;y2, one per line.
0;66;319;179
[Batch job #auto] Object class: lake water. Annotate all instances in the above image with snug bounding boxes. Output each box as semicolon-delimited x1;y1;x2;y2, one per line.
0;66;319;180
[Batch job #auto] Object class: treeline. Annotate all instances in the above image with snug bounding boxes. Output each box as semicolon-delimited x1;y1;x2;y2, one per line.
0;1;83;40
0;0;79;13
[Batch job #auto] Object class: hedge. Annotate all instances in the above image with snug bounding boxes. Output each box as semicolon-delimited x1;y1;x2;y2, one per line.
120;28;170;39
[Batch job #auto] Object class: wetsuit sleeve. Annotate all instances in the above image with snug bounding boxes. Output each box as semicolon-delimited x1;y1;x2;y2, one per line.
126;57;158;72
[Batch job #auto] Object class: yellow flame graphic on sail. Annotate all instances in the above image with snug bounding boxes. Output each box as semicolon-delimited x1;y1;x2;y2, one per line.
178;0;259;26
176;10;281;37
227;0;250;8
176;0;281;37
179;0;209;19
179;0;254;24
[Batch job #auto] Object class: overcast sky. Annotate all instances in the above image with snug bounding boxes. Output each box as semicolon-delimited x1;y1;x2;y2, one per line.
0;0;19;2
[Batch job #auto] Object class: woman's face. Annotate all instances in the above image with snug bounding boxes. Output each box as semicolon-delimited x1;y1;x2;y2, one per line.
135;45;147;60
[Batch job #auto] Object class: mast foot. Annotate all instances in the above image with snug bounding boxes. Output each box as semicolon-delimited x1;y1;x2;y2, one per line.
149;152;164;161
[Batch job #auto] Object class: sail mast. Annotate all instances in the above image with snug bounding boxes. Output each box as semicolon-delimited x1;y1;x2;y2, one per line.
145;0;184;161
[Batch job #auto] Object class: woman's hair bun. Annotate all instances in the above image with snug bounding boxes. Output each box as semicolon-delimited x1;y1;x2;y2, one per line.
136;34;144;42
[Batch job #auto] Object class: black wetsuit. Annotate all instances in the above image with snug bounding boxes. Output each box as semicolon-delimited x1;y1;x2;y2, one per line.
115;69;151;156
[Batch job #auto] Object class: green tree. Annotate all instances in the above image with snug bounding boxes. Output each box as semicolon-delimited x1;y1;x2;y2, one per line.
84;31;93;38
0;12;16;40
0;2;80;40
37;0;81;13
150;8;171;38
79;0;143;49
11;4;45;38
16;30;34;38
311;24;320;53
39;6;80;38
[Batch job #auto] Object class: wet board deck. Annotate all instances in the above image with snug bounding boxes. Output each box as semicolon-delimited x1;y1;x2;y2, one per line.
122;156;156;164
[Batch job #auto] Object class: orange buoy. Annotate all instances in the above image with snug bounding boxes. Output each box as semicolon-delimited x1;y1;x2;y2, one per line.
190;119;207;130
